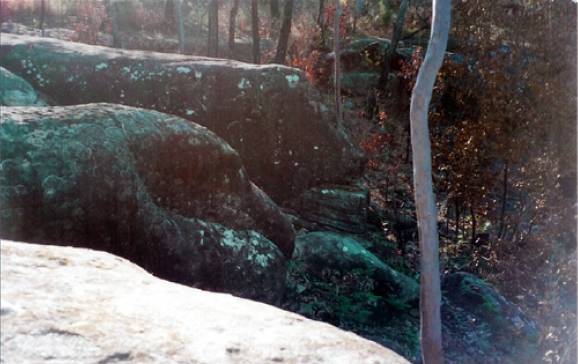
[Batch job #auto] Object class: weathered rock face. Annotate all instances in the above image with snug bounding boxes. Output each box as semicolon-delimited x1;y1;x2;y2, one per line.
0;240;411;364
290;232;419;309
288;186;371;234
284;231;420;360
0;33;365;201
0;66;47;106
442;272;540;363
0;104;295;303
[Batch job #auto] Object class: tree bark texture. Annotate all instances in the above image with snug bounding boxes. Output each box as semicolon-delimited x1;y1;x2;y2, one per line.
274;0;294;64
409;0;451;363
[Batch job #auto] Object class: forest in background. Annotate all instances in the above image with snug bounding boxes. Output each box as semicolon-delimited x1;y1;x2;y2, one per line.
0;1;576;363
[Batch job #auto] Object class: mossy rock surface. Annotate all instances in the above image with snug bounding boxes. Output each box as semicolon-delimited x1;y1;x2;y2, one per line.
284;231;420;361
0;33;364;202
0;66;47;106
442;272;540;363
0;103;294;303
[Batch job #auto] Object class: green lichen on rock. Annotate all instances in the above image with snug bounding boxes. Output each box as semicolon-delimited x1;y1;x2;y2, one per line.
291;231;419;306
0;104;294;303
0;34;364;201
284;231;421;361
0;66;47;106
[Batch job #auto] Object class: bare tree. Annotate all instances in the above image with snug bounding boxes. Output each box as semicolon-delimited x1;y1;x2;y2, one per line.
174;0;186;54
207;0;219;57
228;0;240;57
105;0;122;48
251;0;260;63
318;0;327;45
39;0;46;37
270;0;281;40
317;0;325;26
270;0;280;19
334;0;343;129
379;0;410;89
409;0;451;363
274;0;294;64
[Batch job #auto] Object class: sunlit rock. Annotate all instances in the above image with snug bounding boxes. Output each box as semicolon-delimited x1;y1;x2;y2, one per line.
0;240;411;364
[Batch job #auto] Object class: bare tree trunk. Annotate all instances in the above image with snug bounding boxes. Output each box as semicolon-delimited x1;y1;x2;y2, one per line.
274;0;294;64
379;0;410;90
39;0;46;36
105;0;122;48
165;0;176;33
174;0;186;54
409;0;451;363
207;0;219;57
470;206;477;245
318;0;325;25
228;0;240;57
318;0;327;45
334;0;343;130
498;162;509;238
270;0;281;40
251;0;260;63
271;0;280;19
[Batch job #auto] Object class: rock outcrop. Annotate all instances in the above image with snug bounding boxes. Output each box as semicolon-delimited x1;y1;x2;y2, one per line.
0;104;295;303
0;66;47;106
442;272;540;363
0;240;411;364
289;232;419;308
284;231;420;360
0;33;364;201
287;186;371;233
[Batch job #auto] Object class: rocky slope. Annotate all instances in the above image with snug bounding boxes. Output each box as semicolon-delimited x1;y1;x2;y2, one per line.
0;32;543;364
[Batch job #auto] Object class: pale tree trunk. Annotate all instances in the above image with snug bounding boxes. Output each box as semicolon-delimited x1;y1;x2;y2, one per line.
379;0;409;89
334;0;342;130
174;0;186;54
207;0;219;57
228;0;240;57
274;0;294;64
409;0;451;363
251;0;260;63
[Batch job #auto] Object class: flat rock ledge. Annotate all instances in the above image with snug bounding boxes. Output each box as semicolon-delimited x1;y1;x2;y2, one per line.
0;240;410;364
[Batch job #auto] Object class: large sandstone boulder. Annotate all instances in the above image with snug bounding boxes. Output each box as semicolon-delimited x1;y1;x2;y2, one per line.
0;66;47;106
0;104;294;303
0;33;364;201
0;240;411;364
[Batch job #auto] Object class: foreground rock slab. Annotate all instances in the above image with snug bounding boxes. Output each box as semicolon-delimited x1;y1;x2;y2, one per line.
0;33;364;201
0;240;410;364
0;104;294;303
